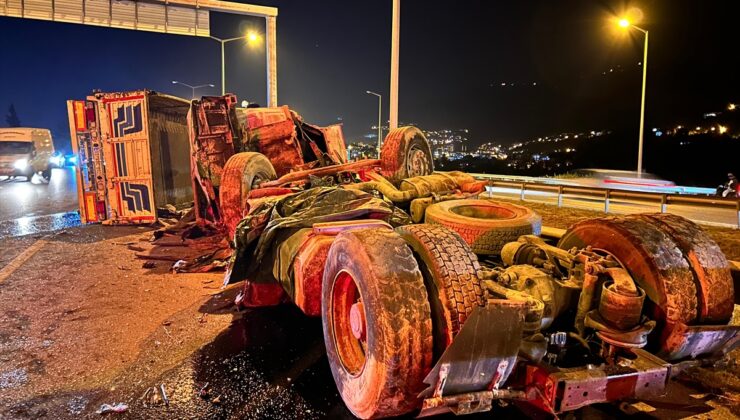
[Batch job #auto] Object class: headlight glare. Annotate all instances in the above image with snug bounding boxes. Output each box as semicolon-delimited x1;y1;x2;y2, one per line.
13;159;28;170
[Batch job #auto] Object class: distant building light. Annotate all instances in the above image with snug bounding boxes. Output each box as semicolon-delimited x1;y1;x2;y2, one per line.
729;103;737;111
651;127;658;132
655;131;663;137
719;125;728;134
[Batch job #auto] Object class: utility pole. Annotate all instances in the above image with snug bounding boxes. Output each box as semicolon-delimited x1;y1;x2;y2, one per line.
389;0;400;130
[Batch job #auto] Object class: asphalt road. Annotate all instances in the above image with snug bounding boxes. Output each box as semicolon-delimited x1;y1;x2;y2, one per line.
0;167;80;238
484;187;739;228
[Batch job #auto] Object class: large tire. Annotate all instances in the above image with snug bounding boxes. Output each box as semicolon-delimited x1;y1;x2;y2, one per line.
219;152;276;239
638;213;734;323
557;215;699;327
396;224;485;359
425;199;542;255
380;126;433;184
322;228;433;419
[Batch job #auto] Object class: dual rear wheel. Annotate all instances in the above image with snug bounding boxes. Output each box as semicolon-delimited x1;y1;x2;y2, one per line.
322;225;483;418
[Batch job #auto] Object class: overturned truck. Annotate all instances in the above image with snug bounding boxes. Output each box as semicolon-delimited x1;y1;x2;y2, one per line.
69;91;740;418
73;93;739;418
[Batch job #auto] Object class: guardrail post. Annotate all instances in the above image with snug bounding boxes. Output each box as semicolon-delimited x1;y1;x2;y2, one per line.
661;194;667;213
557;185;563;208
604;190;611;213
520;183;525;201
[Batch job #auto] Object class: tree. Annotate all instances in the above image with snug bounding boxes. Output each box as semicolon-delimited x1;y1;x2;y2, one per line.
6;104;21;127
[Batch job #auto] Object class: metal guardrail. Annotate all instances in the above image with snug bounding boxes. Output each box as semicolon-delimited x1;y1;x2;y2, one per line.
477;178;740;229
470;173;717;196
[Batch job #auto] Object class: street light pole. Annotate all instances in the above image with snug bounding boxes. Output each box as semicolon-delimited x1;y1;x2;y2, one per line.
210;35;251;95
618;19;648;177
636;27;648;177
389;0;400;130
366;91;382;156
171;81;215;99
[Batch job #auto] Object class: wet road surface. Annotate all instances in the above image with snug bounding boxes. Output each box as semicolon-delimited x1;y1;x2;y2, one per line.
90;303;734;420
0;224;736;419
0;167;80;238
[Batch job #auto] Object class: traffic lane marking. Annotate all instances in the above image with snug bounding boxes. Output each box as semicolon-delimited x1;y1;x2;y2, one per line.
0;239;48;284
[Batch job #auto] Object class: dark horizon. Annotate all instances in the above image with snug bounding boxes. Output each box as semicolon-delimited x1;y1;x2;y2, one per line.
1;0;738;150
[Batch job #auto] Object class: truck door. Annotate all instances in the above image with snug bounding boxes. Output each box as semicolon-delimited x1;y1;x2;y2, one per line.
99;93;157;223
68;99;107;223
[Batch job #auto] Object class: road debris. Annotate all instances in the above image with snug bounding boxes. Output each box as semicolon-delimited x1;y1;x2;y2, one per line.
198;382;210;399
96;402;128;414
159;383;169;407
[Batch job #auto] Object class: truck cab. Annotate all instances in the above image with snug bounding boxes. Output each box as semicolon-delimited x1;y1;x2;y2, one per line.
0;127;54;182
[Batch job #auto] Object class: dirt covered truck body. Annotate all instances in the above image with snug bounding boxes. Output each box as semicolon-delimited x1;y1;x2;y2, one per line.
188;95;348;232
179;94;740;418
67;90;192;224
184;95;739;418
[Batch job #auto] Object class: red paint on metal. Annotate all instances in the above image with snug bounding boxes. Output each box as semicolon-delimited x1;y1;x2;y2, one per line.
293;234;334;316
238;279;286;308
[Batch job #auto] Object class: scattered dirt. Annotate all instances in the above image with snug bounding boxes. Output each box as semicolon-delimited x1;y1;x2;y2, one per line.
0;225;234;418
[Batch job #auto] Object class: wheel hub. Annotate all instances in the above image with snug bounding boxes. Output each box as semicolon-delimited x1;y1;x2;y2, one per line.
406;146;430;178
350;301;366;340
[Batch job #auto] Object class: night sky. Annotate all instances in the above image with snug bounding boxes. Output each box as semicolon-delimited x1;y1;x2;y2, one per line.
1;0;737;151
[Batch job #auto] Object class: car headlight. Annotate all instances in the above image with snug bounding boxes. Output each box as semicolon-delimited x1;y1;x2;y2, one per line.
13;159;28;170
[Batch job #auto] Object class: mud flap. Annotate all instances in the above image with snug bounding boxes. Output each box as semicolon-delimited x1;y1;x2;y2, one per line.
659;322;740;360
418;301;525;417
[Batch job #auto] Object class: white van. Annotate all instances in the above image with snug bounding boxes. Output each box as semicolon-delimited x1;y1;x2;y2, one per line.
0;127;55;181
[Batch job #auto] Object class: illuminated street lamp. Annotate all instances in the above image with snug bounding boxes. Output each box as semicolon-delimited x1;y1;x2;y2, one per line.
171;81;214;99
210;32;261;95
366;90;383;157
617;17;649;176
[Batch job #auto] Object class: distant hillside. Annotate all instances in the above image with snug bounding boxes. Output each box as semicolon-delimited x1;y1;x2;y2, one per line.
438;130;739;187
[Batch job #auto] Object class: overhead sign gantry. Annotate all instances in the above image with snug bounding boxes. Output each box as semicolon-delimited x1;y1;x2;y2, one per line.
0;0;278;106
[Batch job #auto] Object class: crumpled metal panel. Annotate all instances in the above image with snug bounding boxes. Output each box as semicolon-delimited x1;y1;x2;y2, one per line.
244;106;303;177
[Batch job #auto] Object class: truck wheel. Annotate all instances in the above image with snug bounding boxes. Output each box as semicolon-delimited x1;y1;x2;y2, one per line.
396;224;484;359
219;152;276;239
637;214;734;323
425;199;542;255
40;167;51;182
380;126;434;184
558;215;699;328
322;228;432;419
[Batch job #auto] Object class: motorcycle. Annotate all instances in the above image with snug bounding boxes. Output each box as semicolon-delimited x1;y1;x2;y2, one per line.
716;180;739;198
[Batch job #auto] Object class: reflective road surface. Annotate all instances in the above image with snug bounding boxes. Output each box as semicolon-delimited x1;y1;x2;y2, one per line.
0;168;80;238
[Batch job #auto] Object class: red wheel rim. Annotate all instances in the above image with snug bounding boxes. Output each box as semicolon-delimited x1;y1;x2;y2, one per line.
331;270;368;376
